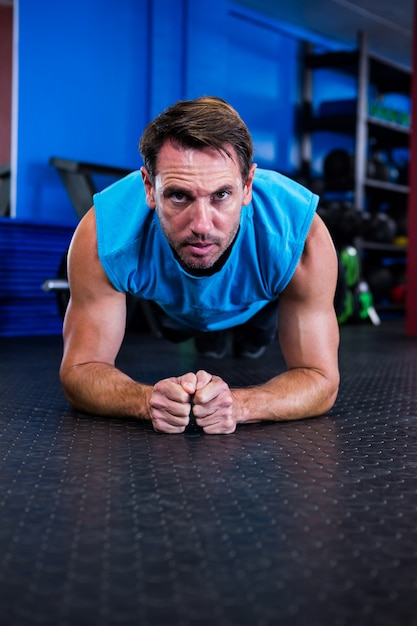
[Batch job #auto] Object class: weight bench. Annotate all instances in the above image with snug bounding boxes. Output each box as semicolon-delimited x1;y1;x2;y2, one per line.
49;157;132;220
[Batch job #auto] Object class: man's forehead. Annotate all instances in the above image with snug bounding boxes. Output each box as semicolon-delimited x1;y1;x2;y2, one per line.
155;141;240;174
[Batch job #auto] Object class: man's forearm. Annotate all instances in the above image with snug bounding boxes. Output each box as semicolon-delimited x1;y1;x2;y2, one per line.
60;362;153;419
233;368;339;424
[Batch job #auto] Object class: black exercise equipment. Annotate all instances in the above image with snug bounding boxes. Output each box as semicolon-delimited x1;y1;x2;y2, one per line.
46;157;133;316
50;157;132;220
367;150;399;183
323;149;354;189
44;158;162;336
317;200;364;248
0;163;11;217
42;252;70;319
366;266;394;301
323;145;408;187
318;198;398;247
363;212;397;243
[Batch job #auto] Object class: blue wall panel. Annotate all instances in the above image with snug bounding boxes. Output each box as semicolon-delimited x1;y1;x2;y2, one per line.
224;9;300;173
13;0;337;226
149;0;188;118
15;0;149;224
185;0;228;99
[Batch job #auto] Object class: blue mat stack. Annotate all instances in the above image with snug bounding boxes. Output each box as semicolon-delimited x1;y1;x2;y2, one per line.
0;218;74;336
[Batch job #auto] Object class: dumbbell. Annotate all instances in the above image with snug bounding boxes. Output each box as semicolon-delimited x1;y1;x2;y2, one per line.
364;213;397;243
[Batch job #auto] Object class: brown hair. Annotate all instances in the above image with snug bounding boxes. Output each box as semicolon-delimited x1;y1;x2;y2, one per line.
139;96;254;183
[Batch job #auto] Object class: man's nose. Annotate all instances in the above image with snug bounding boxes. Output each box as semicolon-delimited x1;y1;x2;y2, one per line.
190;199;212;234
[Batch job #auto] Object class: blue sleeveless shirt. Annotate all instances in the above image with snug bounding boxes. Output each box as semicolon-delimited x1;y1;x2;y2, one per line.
94;168;318;332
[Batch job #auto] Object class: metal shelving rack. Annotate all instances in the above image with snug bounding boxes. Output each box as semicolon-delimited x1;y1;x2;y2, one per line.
301;31;412;314
301;31;411;211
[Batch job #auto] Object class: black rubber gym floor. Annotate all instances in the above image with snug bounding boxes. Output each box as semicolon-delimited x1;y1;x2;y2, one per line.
1;319;417;626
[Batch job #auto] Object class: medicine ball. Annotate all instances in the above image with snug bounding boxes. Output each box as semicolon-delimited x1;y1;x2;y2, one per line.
323;149;354;187
319;201;365;247
365;213;397;243
366;267;394;300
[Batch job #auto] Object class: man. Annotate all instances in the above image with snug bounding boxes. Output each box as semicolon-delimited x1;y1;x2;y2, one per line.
60;96;340;434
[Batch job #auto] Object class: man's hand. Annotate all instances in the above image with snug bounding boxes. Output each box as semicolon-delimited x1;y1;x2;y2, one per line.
150;373;197;433
192;370;236;434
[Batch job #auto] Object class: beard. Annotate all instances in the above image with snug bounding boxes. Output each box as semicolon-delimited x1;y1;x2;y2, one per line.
162;224;240;275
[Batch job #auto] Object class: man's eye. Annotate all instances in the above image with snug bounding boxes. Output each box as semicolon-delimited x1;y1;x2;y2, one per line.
171;192;187;202
214;191;230;200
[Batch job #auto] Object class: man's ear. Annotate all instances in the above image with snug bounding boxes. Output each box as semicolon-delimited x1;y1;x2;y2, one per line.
140;166;156;208
242;163;257;206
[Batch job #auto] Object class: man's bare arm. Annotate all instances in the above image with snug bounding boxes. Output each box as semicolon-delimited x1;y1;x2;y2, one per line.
192;214;340;430
59;208;151;417
235;214;339;423
60;208;195;431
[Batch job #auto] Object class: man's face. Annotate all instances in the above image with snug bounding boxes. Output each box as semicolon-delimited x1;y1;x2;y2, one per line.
141;141;256;272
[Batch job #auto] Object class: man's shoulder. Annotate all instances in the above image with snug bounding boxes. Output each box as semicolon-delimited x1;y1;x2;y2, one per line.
94;170;150;228
250;169;319;232
94;169;154;264
95;170;144;204
253;168;316;203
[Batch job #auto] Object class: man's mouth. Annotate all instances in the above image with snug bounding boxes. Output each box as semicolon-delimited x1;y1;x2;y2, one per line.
182;239;219;255
187;244;216;256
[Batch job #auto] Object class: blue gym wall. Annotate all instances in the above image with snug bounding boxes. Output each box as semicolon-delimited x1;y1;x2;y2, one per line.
14;0;149;225
13;0;338;226
4;0;340;336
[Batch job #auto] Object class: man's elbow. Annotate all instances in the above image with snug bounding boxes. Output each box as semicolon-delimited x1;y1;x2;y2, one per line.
59;361;84;411
59;360;72;394
319;371;340;415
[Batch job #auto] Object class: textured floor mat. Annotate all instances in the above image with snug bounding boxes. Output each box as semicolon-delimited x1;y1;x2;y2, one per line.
0;320;416;625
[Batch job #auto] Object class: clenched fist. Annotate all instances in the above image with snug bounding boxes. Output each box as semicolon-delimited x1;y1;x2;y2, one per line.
150;370;236;434
192;370;236;434
150;372;197;433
